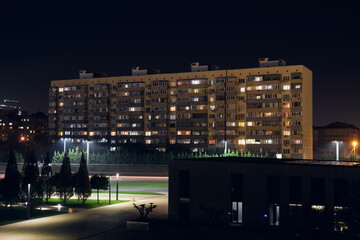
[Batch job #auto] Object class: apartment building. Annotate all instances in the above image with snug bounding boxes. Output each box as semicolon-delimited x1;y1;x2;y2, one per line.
49;58;313;159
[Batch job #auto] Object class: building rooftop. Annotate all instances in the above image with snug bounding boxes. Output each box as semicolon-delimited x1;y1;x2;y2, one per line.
173;157;360;167
315;121;359;130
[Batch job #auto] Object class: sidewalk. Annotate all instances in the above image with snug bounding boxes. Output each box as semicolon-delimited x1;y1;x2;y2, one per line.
0;194;168;240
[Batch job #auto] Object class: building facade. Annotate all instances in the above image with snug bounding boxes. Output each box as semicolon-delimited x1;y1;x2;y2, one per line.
49;59;313;159
314;122;359;160
169;157;360;230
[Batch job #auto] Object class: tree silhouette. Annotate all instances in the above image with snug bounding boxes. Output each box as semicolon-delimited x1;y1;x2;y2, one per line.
56;151;73;205
90;175;108;204
74;152;91;205
1;147;22;206
41;152;52;177
133;203;157;221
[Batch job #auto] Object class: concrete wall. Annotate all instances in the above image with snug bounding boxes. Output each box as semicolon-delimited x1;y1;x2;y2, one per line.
0;164;168;177
169;157;360;227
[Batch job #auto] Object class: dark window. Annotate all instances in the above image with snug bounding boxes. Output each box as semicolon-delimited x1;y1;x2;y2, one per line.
179;171;190;220
289;176;302;204
231;174;243;202
334;179;348;206
268;176;281;203
311;178;325;205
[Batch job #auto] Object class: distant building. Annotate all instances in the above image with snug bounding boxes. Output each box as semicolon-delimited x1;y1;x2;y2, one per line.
49;58;313;159
314;122;359;160
0;109;48;143
169;157;360;230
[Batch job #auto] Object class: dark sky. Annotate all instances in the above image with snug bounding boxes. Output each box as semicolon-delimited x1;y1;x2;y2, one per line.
0;3;359;127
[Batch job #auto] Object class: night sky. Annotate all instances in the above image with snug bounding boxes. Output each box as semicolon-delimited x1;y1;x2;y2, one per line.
0;3;359;127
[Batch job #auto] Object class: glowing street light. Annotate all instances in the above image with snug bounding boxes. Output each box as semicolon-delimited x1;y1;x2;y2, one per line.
353;141;358;157
116;173;119;201
27;183;30;219
332;141;342;161
61;138;67;154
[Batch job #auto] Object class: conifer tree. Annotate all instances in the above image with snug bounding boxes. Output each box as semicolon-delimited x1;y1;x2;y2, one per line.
56;151;73;204
74;152;91;205
2;147;22;206
41;152;52;177
90;175;108;204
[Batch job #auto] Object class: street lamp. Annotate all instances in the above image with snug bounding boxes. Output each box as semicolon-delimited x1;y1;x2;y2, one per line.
85;141;92;166
116;173;119;201
109;175;111;205
332;141;342;161
223;140;228;156
27;183;30;219
353;141;358;157
61;138;67;154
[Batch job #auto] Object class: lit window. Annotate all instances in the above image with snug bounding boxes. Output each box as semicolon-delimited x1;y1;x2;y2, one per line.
238;122;245;127
210;97;214;102
89;132;94;136
240;87;245;93
170;115;176;120
238;139;245;145
283;85;290;90
111;132;116;136
246;139;260;144
59;102;64;107
170;106;176;112
247;122;254;126
283;131;290;136
145;131;151;136
209;140;216;144
146;140;151;144
255;76;262;82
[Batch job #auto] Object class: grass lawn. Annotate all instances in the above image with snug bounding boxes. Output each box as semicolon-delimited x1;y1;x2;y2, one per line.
110;182;168;188
98;190;164;195
0;206;63;226
43;198;129;209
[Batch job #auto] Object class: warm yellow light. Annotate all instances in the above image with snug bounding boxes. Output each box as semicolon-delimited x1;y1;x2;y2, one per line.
20;136;25;141
353;141;358;147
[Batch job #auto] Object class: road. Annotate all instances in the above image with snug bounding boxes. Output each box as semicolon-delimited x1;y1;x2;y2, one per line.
0;194;168;240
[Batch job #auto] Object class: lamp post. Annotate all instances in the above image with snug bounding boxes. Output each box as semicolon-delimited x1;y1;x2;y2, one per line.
332;141;342;161
62;138;67;154
27;183;30;219
109;175;111;205
224;140;228;156
86;141;90;166
116;173;119;201
353;141;358;157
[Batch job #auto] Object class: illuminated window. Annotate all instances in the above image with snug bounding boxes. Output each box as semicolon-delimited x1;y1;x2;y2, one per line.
111;131;116;136
283;85;290;90
247;122;254;126
209;140;216;144
240;87;245;93
255;76;262;82
283;103;290;108
283;131;290;136
146;140;151;144
170;115;176;120
255;86;262;91
145;131;151;136
238;122;245;127
209;97;214;102
59;88;64;92
238;139;245;145
246;139;260;144
170;106;176;112
177;131;191;135
59;102;64;107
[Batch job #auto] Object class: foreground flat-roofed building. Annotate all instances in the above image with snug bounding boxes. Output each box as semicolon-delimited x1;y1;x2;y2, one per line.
169;157;360;230
49;58;312;159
